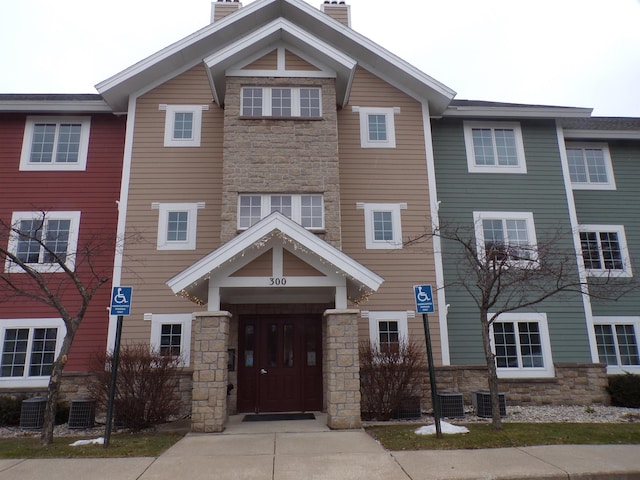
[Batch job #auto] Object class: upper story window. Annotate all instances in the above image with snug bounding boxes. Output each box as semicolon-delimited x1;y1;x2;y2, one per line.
152;202;205;251
238;194;324;230
353;106;398;148
160;105;208;147
357;202;406;249
5;211;81;273
20;117;91;171
464;122;527;173
565;143;616;190
473;211;538;266
594;317;640;373
579;225;632;277
241;87;322;118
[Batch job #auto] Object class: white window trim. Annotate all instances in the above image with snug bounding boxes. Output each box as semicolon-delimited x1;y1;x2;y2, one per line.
593;316;640;374
489;312;554;378
357;202;406;250
237;194;324;231
0;318;66;387
5;211;81;273
353;106;398;148
160;104;208;147
240;86;322;118
152;202;204;251
464;121;527;174
148;313;192;366
565;142;616;190
19;116;91;171
578;224;632;278
473;211;538;266
363;311;410;348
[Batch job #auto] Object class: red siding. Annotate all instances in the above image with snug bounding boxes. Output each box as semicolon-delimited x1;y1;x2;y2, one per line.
0;112;126;372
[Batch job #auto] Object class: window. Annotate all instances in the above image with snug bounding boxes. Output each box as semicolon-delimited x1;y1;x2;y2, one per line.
149;313;192;365
237;194;324;230
241;87;321;118
594;318;640;373
565;143;615;190
578;225;632;277
152;202;204;250
464;122;526;173
353;107;398;148
0;319;65;387
20;117;91;171
160;105;208;147
473;212;538;265
358;203;406;249
365;311;409;354
5;211;81;273
490;313;554;378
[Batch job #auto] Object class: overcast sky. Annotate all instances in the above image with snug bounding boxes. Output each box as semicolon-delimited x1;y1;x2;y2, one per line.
1;0;639;117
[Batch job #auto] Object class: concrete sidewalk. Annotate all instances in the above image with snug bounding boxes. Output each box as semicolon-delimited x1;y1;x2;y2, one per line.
0;414;639;479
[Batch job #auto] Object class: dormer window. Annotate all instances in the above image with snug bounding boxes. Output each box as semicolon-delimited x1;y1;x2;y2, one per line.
241;87;321;118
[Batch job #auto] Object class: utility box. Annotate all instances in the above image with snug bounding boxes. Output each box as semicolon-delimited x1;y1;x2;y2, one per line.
437;391;464;418
472;391;506;418
68;398;96;429
20;397;46;430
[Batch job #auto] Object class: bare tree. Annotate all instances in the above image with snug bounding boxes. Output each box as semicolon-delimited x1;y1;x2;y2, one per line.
406;223;635;430
0;213;116;445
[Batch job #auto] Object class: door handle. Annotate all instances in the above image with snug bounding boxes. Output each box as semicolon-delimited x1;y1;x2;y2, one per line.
260;368;268;375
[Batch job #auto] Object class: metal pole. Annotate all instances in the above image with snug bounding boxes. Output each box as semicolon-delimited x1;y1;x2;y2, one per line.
104;315;123;448
422;313;442;438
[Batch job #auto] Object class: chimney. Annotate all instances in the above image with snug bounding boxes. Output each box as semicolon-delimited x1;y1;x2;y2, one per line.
211;0;242;23
321;1;350;27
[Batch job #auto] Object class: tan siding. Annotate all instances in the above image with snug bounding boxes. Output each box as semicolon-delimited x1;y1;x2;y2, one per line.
243;50;277;70
284;50;320;71
283;249;325;276
121;64;224;343
231;250;273;277
338;67;441;362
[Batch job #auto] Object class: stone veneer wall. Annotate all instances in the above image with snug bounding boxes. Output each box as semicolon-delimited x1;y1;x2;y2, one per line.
323;309;361;429
220;77;341;247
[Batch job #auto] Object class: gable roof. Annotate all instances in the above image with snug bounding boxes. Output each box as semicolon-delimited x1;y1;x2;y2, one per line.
167;212;384;305
96;0;455;113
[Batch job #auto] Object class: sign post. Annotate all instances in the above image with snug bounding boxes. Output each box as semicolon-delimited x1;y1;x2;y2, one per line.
104;287;132;447
413;285;442;438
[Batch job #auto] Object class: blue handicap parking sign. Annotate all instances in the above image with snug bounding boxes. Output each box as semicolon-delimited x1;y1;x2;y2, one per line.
413;284;435;313
110;286;133;316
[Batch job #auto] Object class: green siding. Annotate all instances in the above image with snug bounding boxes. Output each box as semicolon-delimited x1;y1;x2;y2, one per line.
432;118;591;366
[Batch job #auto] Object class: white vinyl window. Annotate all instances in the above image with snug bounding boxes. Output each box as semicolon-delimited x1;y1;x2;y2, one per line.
366;311;409;354
474;211;538;266
160;105;208;147
464;122;527;173
565;143;615;190
490;312;554;378
578;225;632;278
358;203;406;249
594;317;640;374
19;117;91;171
5;211;81;273
0;318;65;387
149;313;192;366
152;202;204;250
237;194;324;230
241;87;322;118
353;107;398;148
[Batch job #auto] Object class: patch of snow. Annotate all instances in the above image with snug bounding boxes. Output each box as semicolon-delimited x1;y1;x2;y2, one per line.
415;421;469;435
69;437;104;446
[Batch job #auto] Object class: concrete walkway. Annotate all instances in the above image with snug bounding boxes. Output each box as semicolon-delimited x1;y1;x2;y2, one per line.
0;413;639;479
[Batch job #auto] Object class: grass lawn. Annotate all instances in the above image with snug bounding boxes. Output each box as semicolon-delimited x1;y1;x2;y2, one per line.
365;423;640;451
0;432;185;459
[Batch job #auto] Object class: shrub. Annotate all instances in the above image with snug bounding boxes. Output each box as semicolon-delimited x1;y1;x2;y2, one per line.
607;373;640;408
88;344;184;431
0;395;27;426
359;340;425;421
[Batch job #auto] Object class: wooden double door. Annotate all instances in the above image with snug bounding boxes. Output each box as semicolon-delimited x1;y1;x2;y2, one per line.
237;315;322;413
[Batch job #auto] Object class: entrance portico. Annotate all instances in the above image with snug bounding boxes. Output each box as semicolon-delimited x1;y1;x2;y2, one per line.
167;213;383;431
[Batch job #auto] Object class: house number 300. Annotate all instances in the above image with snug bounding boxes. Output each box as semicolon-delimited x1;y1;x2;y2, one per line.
269;277;287;286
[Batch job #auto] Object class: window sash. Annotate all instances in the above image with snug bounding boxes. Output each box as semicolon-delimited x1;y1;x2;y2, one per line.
1;327;58;378
578;226;630;276
481;218;535;262
471;127;518;167
12;215;75;268
166;211;189;242
567;147;609;184
30;122;82;164
241;87;322;118
595;324;640;366
173;112;194;140
238;194;324;230
159;324;182;358
493;321;544;369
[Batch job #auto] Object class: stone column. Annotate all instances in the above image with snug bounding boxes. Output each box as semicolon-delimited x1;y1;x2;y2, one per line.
323;309;361;429
190;311;231;432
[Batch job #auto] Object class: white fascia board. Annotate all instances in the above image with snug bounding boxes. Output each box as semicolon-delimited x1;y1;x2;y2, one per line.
442;105;593;119
0;99;112;112
167;212;383;294
563;129;640;140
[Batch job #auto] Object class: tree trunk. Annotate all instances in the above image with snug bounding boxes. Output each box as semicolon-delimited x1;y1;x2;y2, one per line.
480;312;502;430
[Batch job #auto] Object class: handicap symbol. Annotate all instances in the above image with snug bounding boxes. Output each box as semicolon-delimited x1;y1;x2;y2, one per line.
416;286;430;302
113;288;128;304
